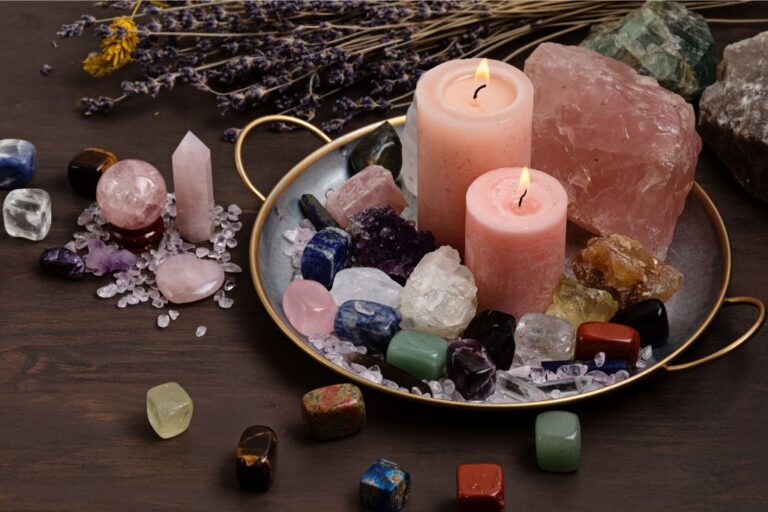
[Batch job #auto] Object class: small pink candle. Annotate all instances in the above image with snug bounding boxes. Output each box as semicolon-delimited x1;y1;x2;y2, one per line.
416;58;533;254
465;167;567;318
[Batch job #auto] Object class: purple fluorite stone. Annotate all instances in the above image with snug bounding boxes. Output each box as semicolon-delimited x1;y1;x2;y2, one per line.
39;247;85;279
85;239;137;274
348;206;435;282
447;339;497;400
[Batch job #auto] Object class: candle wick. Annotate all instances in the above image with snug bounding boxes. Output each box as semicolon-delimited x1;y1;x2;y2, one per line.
518;188;528;207
473;84;487;100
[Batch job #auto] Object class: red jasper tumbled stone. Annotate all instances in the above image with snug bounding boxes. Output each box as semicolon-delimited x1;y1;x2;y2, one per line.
575;322;640;366
457;463;504;512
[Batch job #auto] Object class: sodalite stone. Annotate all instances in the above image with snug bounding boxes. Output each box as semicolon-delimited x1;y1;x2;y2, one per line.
0;139;35;189
330;267;403;309
446;339;496;400
301;227;351;288
3;188;51;241
299;193;339;230
334;300;401;352
463;310;516;371
360;458;411;512
39;247;85;279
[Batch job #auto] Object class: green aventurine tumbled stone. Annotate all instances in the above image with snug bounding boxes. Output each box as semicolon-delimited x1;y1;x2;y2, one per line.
386;330;448;381
535;411;581;472
581;0;716;100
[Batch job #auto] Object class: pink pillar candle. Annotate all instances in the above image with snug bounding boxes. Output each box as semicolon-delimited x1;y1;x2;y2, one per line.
416;58;533;254
465;167;567;318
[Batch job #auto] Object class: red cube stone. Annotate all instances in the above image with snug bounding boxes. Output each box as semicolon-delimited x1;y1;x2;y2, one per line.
457;463;504;512
301;383;366;440
575;322;640;366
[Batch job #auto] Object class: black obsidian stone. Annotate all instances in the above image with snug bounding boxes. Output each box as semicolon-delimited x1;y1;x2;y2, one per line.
447;339;496;400
299;193;339;230
236;425;278;492
108;216;164;254
344;352;432;395
67;148;117;198
39;247;85;279
462;310;516;370
348;121;402;178
611;299;669;348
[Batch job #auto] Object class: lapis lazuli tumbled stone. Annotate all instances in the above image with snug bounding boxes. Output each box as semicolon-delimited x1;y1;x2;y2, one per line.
39;247;85;279
611;299;669;348
334;300;400;352
299;193;340;230
541;358;630;375
463;310;516;370
0;139;36;189
447;339;496;400
360;458;411;512
301;227;351;288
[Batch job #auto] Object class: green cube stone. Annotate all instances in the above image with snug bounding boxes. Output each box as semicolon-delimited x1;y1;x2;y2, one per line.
535;411;581;472
386;330;448;381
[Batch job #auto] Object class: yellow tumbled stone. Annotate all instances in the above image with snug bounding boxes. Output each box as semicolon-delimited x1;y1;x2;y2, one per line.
146;382;193;439
546;275;618;327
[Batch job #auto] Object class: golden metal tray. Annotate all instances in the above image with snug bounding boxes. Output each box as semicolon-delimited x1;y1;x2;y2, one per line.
235;115;765;409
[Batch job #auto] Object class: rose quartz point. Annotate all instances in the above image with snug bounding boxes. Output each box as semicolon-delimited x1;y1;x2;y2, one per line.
326;165;407;228
525;43;701;260
155;253;224;304
172;131;215;243
96;159;168;230
282;280;338;337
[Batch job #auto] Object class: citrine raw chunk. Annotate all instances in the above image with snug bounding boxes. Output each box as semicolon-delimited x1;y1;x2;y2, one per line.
546;275;618;327
146;382;193;439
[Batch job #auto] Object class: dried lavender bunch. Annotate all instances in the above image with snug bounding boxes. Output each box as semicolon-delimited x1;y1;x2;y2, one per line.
57;0;746;136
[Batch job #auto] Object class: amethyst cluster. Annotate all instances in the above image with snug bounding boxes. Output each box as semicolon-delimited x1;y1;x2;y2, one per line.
348;206;435;283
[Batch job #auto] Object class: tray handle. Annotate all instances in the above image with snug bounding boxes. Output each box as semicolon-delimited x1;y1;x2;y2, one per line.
665;296;766;372
234;115;331;202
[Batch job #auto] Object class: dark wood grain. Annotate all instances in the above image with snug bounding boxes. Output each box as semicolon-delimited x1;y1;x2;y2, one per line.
0;3;766;511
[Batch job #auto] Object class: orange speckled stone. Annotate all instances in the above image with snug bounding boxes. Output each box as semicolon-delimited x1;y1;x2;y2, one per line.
457;463;504;512
301;383;366;440
575;321;640;366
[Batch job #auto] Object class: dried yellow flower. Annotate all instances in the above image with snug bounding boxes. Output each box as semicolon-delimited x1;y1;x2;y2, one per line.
101;17;138;68
82;52;116;78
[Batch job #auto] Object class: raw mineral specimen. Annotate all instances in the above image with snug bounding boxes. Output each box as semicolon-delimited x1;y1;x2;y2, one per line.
575;322;641;367
515;313;576;361
0;139;35;189
400;101;418;196
457;463;505;512
282;279;338;336
495;372;548;402
334;300;401;352
348;206;435;283
546;276;619;327
3;188;51;241
39;247;85;279
84;239;137;274
236;425;278;492
525;43;701;260
349;121;402;178
96;159;167;230
400;246;477;338
581;1;716;100
301;383;366;440
299;193;339;230
330;267;403;309
359;458;411;512
300;227;351;288
541;359;631;375
172;131;215;243
386;330;448;381
446;339;496;400
698;31;768;203
536;411;581;472
146;382;193;439
155;253;224;304
572;234;683;308
68;147;117;198
462;310;516;371
611;299;669;348
326;165;408;228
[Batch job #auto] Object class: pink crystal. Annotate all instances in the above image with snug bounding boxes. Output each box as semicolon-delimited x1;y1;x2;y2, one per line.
326;165;407;228
282;280;338;337
172;131;214;243
84;239;137;274
155;253;224;304
96;159;168;230
525;43;701;260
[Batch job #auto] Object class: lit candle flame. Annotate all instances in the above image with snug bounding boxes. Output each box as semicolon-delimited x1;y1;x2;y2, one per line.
474;58;490;84
517;167;530;207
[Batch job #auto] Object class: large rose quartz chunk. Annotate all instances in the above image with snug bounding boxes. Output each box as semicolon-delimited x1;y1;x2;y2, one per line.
525;43;701;260
326;165;407;228
282;280;338;336
96;159;168;230
155;253;224;304
172;131;214;243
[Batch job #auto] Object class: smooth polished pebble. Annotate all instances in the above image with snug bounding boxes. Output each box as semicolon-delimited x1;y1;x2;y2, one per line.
386;330;448;381
457;463;505;512
96;159;167;231
575;322;641;366
300;227;351;288
0;139;35;189
67;147;117;198
146;382;193;439
360;458;411;512
236;425;278;492
3;188;51;241
301;383;366;440
155;253;224;304
334;300;401;352
283;279;338;336
611;298;669;348
299;193;339;230
462;309;516;370
535;411;581;472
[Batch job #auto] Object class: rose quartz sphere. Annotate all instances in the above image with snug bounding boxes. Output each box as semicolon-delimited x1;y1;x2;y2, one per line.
283;280;338;337
96;159;167;230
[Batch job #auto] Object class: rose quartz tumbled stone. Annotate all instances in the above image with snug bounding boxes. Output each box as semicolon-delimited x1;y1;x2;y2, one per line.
96;159;168;230
155;253;224;304
282;280;338;337
525;43;701;260
326;165;407;228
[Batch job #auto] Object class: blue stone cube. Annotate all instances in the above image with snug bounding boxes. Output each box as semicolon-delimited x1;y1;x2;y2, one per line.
335;300;401;352
360;458;411;512
0;139;36;189
301;227;351;288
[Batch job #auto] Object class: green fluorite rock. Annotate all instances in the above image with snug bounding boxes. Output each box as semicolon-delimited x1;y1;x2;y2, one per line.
581;0;716;100
536;411;581;472
386;330;448;381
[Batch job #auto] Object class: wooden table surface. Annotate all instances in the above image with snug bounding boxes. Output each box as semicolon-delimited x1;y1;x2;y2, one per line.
0;2;766;511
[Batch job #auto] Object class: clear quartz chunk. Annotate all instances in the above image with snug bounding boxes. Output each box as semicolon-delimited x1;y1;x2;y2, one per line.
330;267;403;309
3;188;51;241
496;371;549;402
515;313;577;361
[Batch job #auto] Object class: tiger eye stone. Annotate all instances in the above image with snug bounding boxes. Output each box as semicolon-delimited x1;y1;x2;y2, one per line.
236;425;278;492
67;148;117;198
575;321;641;366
